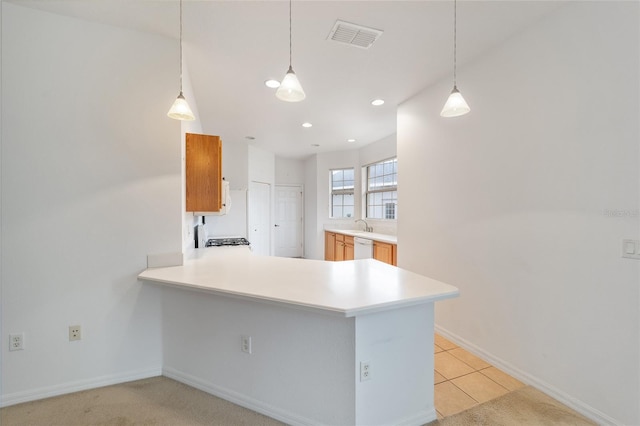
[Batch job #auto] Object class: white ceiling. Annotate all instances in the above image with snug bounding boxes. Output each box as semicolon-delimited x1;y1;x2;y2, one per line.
10;0;563;159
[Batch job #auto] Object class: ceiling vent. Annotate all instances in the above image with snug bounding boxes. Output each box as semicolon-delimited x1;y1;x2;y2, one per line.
327;20;383;50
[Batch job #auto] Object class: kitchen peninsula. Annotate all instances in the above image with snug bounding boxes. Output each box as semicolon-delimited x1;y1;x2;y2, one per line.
138;247;458;425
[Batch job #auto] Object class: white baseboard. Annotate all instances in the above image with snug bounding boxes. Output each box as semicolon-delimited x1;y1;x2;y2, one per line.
0;366;162;408
163;366;319;426
434;325;619;426
393;408;437;426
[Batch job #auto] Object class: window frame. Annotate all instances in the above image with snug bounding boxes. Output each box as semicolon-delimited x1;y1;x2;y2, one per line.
329;167;355;219
364;157;397;220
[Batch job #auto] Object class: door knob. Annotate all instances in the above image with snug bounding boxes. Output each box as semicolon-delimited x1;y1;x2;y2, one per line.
274;224;280;227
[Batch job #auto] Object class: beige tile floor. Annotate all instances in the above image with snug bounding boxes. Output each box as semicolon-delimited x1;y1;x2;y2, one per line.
434;333;526;418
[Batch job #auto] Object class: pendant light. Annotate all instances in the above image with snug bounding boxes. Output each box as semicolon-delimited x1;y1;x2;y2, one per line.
440;0;470;118
168;0;195;121
275;0;306;102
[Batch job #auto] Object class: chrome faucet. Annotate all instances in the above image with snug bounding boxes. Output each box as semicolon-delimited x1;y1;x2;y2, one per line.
355;219;372;232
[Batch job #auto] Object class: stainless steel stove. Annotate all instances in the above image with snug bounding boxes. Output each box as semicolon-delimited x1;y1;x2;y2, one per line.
205;237;250;247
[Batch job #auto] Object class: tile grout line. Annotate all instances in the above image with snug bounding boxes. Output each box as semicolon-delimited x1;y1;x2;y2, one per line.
434;337;515;417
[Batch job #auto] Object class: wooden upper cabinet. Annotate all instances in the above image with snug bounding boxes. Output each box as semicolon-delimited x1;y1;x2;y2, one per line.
186;133;222;212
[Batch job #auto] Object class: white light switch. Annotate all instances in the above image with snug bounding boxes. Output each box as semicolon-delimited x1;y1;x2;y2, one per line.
622;239;640;260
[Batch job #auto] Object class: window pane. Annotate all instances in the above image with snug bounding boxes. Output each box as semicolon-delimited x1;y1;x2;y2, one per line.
343;169;354;181
331;168;354;217
364;158;397;220
374;206;383;218
385;203;396;219
344;206;354;218
343;193;354;206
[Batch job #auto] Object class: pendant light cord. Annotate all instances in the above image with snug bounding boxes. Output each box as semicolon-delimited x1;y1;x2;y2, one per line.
289;0;292;67
453;0;457;87
180;0;184;93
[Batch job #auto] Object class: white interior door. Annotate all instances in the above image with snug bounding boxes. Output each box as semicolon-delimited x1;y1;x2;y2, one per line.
274;185;303;258
248;181;271;256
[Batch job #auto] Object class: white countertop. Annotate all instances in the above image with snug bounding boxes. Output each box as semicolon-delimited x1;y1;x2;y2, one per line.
324;229;398;244
138;247;457;317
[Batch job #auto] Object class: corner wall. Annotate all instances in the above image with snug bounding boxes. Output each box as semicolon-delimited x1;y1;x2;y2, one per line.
1;3;181;404
397;2;639;424
304;135;397;260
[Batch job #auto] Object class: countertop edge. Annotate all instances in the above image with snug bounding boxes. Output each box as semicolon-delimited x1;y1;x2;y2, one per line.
138;272;459;318
324;229;398;244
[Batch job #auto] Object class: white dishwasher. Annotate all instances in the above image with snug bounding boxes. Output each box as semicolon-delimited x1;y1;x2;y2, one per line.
354;237;374;259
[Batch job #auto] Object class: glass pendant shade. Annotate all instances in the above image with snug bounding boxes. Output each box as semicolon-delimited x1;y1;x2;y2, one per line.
167;92;195;121
440;86;470;118
275;66;306;102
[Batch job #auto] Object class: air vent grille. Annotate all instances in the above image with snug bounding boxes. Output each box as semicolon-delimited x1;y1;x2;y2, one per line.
327;20;383;49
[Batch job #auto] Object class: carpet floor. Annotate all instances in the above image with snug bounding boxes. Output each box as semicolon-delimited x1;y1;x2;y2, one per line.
1;376;595;426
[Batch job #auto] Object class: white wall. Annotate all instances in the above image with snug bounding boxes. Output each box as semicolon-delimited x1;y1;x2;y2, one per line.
180;63;204;251
275;156;305;185
162;288;356;425
304;156;318;259
198;138;250;241
248;145;276;254
1;3;182;404
222;139;250;190
304;136;397;260
397;2;639;424
248;145;275;185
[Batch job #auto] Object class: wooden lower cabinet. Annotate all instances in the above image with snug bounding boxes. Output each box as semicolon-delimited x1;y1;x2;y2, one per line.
373;241;397;266
344;236;354;261
325;232;336;261
325;232;354;261
326;231;395;264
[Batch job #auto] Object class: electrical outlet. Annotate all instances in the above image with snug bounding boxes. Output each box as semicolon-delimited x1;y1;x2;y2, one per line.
360;361;371;381
9;333;24;351
241;335;252;354
69;325;81;341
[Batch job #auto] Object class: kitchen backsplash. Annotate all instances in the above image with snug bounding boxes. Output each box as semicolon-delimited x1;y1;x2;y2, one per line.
324;218;397;236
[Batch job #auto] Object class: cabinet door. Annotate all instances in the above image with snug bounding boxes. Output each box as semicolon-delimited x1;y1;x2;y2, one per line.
325;232;336;261
334;234;346;261
186;133;222;212
373;241;394;265
344;236;354;261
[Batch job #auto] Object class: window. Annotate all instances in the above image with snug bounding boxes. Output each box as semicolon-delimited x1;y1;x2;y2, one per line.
331;168;354;218
365;158;397;219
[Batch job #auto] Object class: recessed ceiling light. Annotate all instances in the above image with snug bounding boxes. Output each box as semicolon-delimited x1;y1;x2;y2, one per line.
347;138;356;143
371;99;385;106
302;122;313;128
264;79;280;88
